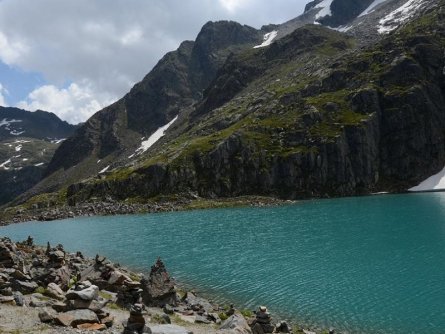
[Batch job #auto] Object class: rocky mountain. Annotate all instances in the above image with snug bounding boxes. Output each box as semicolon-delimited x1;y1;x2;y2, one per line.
0;107;77;205
7;0;445;213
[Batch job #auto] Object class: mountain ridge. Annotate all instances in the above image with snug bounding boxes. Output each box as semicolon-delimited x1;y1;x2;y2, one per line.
0;107;78;205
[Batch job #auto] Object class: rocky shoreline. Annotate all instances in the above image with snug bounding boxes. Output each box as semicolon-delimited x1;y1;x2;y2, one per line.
0;196;291;226
0;236;335;334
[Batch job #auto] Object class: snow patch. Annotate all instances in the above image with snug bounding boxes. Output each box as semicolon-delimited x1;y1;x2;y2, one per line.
132;116;178;157
0;118;22;128
10;130;25;136
254;31;278;49
333;25;353;32
51;138;65;144
15;145;22;152
409;166;445;192
99;165;110;174
315;0;334;19
0;158;11;170
359;0;390;17
378;0;426;34
34;162;44;167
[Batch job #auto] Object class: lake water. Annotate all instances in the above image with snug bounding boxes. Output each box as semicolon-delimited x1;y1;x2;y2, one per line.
2;193;445;333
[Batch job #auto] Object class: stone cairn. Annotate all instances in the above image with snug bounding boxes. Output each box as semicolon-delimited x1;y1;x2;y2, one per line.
251;306;276;334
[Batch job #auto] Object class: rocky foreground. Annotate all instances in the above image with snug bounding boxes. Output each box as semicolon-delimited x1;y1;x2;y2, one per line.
0;236;322;334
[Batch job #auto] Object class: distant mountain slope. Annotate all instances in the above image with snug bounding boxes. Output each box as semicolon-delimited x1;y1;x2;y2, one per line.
0;107;75;140
0;107;77;205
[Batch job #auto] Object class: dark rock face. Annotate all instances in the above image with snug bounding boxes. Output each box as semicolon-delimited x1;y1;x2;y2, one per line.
317;0;374;27
43;21;261;184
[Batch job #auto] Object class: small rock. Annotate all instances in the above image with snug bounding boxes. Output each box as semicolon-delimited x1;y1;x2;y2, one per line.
161;313;171;324
219;314;252;334
39;309;56;323
13;291;24;306
76;323;107;331
195;315;211;324
66;285;99;301
52;301;68;312
101;315;114;328
0;295;15;304
12;280;38;294
46;283;65;301
163;304;174;315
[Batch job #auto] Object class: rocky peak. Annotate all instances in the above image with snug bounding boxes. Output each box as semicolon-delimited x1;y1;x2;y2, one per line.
189;20;261;93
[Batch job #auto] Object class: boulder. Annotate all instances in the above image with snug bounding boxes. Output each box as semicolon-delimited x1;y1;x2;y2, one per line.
149;324;193;334
0;239;18;268
183;291;213;312
219;314;252;334
12;280;38;294
108;270;132;285
13;291;24;306
46;283;65;300
39;309;56;323
55;309;99;327
66;284;99;301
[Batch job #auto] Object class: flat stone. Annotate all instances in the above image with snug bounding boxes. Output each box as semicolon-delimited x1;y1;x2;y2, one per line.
52;301;68;312
149;324;193;334
12;280;38;294
66;285;99;301
77;323;107;331
55;309;99;327
69;298;107;312
195;315;211;324
39;309;56;323
0;295;15;304
55;313;75;327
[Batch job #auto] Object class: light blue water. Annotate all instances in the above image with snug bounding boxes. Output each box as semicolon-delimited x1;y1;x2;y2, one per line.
2;193;445;333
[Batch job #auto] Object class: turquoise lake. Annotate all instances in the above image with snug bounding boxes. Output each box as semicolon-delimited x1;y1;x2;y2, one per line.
2;193;445;333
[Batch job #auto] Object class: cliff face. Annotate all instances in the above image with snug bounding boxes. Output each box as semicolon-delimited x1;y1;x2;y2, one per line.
65;6;445;204
43;21;261;184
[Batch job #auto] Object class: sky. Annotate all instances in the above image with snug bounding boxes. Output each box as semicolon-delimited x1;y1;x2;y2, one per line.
0;0;308;124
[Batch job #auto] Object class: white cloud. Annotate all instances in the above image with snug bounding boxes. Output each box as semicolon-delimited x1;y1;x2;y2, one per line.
0;0;307;123
17;81;114;124
219;0;251;13
0;83;8;106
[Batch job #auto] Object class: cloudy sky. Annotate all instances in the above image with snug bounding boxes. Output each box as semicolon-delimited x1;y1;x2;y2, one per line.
0;0;308;124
